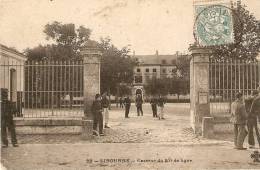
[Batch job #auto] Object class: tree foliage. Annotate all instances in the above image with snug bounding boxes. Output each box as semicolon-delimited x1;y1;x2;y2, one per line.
175;54;191;79
25;21;136;97
98;37;136;95
144;77;189;98
118;84;132;96
213;1;260;60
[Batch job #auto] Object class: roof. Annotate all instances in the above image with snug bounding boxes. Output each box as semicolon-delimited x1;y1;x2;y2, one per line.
132;52;189;65
0;44;26;57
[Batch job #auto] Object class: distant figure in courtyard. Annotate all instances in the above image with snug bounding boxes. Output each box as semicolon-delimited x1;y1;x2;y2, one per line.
150;97;158;117
230;92;248;150
158;95;166;120
245;90;260;148
102;93;110;128
91;94;104;136
1;88;18;148
115;96;119;108
124;95;131;118
119;97;124;108
135;94;143;116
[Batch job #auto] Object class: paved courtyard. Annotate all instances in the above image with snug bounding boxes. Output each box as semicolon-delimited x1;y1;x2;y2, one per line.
15;103;228;144
1;103;260;169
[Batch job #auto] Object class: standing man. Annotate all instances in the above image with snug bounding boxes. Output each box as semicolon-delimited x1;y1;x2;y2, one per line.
1;88;18;148
230;92;248;150
157;95;166;120
246;90;260;148
124;95;131;118
150;96;158;117
135;94;143;116
91;94;104;136
248;87;260;148
102;93;110;128
119;97;123;108
115;96;119;108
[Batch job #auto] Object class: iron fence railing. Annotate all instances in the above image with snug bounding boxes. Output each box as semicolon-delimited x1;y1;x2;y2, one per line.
0;60;84;118
209;59;260;116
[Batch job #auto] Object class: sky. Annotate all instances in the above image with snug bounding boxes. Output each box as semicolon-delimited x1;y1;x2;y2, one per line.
0;0;259;55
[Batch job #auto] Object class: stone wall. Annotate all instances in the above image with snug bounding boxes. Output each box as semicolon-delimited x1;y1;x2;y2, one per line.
14;118;82;134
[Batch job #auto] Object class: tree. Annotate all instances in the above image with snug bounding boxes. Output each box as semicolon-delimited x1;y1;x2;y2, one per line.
175;54;191;79
213;0;260;60
169;79;189;100
118;84;132;96
25;22;136;98
144;78;170;96
98;37;136;95
43;21;91;60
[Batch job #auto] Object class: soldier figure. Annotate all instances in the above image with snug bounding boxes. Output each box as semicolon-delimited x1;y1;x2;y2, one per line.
91;94;104;136
150;97;158;117
124;95;131;118
1;88;18;148
158;95;166;120
135;94;143;116
246;90;260;148
230;92;248;150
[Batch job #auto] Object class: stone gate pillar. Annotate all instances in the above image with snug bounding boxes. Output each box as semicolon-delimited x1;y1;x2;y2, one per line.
80;40;101;139
189;45;212;134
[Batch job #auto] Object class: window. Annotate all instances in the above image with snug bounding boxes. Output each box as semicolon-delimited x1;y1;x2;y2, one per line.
171;59;176;65
162;69;166;73
136;68;141;72
162;60;167;64
145;68;149;73
135;76;142;83
153;68;157;73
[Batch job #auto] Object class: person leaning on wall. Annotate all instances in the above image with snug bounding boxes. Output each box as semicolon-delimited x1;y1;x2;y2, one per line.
91;94;104;136
1;88;18;148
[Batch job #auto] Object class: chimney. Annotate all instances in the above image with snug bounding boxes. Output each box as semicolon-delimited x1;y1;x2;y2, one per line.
133;50;135;56
156;50;159;56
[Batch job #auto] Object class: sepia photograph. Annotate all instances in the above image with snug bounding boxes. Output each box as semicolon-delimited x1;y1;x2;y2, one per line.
0;0;260;169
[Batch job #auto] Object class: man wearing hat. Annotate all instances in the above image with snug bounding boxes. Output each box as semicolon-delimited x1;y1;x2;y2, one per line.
230;92;248;150
1;88;18;148
91;94;104;136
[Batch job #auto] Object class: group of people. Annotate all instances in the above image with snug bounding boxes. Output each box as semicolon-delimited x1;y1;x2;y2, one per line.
230;87;260;150
150;95;166;120
120;94;166;120
116;94;144;118
91;93;110;136
91;93;168;136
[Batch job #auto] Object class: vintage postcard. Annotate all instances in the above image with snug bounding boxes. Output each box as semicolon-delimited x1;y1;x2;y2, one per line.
0;0;260;169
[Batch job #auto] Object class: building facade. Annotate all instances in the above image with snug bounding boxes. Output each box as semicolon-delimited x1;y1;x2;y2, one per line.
0;44;27;102
132;51;189;97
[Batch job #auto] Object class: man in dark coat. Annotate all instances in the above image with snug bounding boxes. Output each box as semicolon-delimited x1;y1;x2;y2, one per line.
250;87;260;116
230;92;248;150
150;97;158;117
124;96;131;118
246;90;260;148
135;94;143;116
91;94;104;136
1;88;18;148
